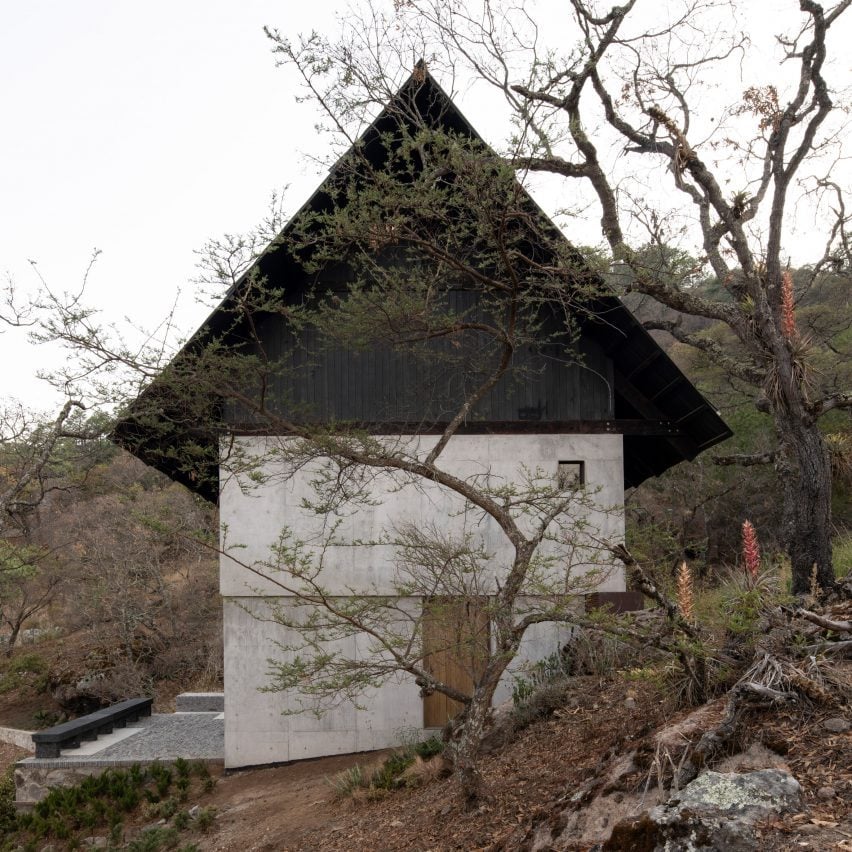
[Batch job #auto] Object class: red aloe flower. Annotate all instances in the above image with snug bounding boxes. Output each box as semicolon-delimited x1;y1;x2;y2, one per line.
742;520;760;579
781;270;797;340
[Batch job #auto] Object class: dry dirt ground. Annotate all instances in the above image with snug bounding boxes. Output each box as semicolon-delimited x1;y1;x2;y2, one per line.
187;674;851;852
196;751;392;852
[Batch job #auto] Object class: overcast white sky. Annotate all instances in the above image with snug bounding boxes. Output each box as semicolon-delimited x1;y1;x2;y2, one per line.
1;1;849;413
0;1;347;408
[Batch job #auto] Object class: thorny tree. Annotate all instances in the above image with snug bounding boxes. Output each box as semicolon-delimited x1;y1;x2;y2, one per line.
276;0;852;594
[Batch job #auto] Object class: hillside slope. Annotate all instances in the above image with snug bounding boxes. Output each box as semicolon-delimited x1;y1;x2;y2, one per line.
190;669;851;852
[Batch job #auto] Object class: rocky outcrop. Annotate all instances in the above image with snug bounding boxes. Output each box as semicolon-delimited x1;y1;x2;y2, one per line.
604;768;802;851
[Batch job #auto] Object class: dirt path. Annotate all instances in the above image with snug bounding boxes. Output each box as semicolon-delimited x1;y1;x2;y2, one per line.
197;750;390;852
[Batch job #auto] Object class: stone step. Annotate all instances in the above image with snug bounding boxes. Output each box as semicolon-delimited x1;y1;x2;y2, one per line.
175;692;224;713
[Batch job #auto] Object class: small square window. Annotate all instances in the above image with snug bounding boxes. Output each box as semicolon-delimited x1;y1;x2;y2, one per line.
557;460;585;490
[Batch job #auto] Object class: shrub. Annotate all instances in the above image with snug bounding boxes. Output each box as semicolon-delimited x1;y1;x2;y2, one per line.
0;653;49;694
511;651;572;709
412;735;443;760
328;733;446;801
370;752;414;791
172;810;190;831
193;806;216;833
328;764;365;799
0;767;18;835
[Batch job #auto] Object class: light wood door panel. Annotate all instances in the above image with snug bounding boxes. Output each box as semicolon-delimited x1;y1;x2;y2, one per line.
422;598;490;728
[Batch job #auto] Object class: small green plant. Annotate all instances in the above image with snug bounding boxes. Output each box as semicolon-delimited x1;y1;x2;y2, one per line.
150;764;173;799
172;810;190;831
412;735;443;760
6;653;48;677
158;797;179;820
328;764;365;799
511;650;572;709
0;767;18;834
193;806;216;833
328;734;446;801
190;761;209;779
126;826;180;851
369;752;414;791
0;654;50;695
31;709;61;729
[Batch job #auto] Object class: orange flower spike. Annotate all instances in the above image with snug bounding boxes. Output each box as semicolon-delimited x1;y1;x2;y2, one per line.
781;270;797;340
676;561;695;625
742;519;760;579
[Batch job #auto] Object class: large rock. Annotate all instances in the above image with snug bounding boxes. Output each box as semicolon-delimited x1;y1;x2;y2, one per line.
604;769;802;851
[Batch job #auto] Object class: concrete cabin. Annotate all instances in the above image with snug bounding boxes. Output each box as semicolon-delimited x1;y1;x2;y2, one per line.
115;69;731;769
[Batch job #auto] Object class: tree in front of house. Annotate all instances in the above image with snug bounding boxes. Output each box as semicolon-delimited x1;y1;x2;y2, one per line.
177;110;632;798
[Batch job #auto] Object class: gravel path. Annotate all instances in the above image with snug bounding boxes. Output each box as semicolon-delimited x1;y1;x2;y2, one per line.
68;713;223;762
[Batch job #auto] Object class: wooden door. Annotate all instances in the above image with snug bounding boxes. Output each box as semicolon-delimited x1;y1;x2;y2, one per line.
422;597;490;728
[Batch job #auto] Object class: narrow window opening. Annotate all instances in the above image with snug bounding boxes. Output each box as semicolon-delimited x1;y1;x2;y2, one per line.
557;460;585;490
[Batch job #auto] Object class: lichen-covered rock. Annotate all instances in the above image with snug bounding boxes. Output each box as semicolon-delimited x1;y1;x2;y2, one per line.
822;717;850;734
604;769;802;851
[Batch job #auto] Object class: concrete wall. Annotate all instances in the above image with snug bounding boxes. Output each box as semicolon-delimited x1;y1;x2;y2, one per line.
223;598;425;767
220;433;625;767
220;434;624;596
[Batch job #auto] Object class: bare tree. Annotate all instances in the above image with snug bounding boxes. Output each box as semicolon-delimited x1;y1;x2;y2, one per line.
0;541;62;655
275;0;852;593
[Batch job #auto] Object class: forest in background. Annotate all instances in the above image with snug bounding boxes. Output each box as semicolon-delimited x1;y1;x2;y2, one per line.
624;262;852;576
0;435;220;728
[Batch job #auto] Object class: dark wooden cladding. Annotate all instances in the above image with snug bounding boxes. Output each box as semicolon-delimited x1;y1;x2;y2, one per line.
227;419;682;436
225;293;615;427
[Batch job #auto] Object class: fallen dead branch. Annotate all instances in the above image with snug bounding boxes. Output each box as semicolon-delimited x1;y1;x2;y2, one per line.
786;606;852;633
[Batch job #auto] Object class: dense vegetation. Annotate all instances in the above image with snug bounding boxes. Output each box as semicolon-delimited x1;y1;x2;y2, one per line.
0;441;219;727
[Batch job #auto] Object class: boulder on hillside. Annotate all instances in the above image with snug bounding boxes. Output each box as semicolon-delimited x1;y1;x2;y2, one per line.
604;768;802;852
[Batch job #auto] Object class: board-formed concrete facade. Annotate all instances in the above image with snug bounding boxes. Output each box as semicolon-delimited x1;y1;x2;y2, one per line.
220;433;624;768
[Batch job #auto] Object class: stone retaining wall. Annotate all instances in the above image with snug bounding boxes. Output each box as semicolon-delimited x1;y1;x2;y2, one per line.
14;756;224;809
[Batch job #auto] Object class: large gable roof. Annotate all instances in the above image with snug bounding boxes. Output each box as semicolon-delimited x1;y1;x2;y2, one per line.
113;67;731;500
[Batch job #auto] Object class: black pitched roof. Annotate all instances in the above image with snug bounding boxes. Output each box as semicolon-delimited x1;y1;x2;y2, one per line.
113;68;731;500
